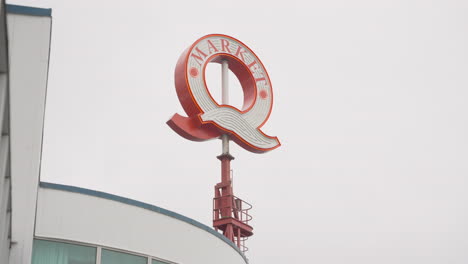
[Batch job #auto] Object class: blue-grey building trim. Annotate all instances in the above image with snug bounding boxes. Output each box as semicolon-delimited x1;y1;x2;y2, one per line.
39;182;248;263
6;4;52;17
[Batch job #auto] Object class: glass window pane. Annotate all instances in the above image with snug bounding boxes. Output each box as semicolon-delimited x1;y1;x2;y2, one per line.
32;239;96;264
152;259;167;264
101;249;147;264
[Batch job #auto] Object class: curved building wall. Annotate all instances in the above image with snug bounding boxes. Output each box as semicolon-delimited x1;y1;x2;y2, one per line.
35;183;248;264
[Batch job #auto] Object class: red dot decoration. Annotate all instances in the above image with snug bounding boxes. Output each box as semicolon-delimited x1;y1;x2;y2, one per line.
259;90;268;99
189;67;199;78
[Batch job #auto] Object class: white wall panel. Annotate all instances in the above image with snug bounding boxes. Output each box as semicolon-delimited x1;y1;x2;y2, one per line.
7;12;51;264
35;187;248;264
0;2;11;263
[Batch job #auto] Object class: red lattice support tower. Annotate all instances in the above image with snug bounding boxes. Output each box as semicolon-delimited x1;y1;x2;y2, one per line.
213;149;253;252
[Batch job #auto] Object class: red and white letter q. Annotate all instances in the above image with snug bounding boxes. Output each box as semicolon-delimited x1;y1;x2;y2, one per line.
167;34;280;154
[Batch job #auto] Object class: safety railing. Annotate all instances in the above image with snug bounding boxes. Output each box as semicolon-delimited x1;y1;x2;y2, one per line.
239;236;249;253
213;195;252;225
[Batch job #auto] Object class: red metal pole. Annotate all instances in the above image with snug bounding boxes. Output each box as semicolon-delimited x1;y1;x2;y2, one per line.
212;60;253;251
217;150;234;218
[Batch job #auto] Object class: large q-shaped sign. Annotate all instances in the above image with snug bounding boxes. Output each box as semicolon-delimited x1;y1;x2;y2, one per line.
167;34;280;153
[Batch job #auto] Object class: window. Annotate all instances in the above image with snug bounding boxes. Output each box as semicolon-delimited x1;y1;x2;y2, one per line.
32;238;172;264
32;239;96;264
152;260;168;264
101;249;147;264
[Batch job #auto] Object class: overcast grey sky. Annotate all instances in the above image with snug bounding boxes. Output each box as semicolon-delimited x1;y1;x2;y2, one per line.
9;0;468;263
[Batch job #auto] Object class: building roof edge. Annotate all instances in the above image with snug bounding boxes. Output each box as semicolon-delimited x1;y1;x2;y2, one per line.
39;181;249;263
6;4;51;17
